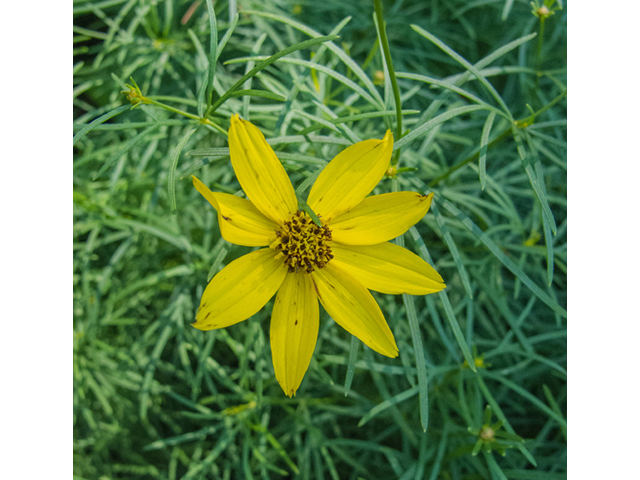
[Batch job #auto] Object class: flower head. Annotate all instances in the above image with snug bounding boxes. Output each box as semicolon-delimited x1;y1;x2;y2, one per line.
192;114;446;396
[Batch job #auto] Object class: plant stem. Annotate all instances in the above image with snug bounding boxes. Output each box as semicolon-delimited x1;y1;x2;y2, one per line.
145;98;228;136
428;90;566;186
535;17;546;87
373;0;403;165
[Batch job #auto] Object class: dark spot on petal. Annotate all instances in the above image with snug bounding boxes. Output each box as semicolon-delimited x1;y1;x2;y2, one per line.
222;215;231;221
205;312;211;319
295;320;298;326
312;279;320;297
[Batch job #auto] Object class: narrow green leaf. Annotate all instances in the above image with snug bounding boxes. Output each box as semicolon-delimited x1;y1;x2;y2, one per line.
393;178;430;431
168;127;198;214
183;429;238;480
482;371;567;428
471;439;483;457
344;337;359;394
73;105;130;146
73;61;84;75
140;322;173;420
403;293;429;432
187;28;208;118
74;119;190;131
396;71;490;107
242;10;384;107
330;110;420;124
320;446;339;480
428;423;450;480
439;288;476;370
73;0;128;14
358;385;419;427
294;110;342;135
542;385;567;439
526;133;555;285
406;226;475;369
479;111;497;190
216;14;239;62
483;404;493;424
296;195;322;227
144;425;218;451
93;125;159;180
311;101;361;143
373;0;403;162
512;126;557;235
411;25;512;116
186;147;230;157
501;0;515;21
227;89;286;102
226;56;380;108
111;219;194;254
210;35;339;113
267;134;351;147
483;451;509;480
437;198;566;317
426;203;473;298
162;0;173;36
242;33;267;121
394;105;490;150
204;0;218;109
501;470;567;480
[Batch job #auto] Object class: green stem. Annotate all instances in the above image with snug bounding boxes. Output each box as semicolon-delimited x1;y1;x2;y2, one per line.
428;89;566;187
535;17;545;87
373;0;403;166
146;98;200;121
145;98;228;136
428;129;511;187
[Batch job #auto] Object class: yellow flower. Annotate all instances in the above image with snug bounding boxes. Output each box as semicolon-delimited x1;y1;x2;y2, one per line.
192;114;446;397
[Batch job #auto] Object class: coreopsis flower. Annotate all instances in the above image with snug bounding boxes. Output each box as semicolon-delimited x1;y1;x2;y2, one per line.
192;114;445;396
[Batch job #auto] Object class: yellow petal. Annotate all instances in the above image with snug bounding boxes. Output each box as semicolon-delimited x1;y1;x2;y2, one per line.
192;176;279;247
329;192;434;245
229;114;298;223
331;242;446;295
270;273;319;397
193;249;287;331
311;263;398;357
307;130;393;221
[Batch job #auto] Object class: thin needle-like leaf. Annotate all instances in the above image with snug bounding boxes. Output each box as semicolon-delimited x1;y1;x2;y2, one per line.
343;337;359;394
424;203;473;298
225;56;380;108
92;125;160;180
395;105;492;150
411;25;512;116
479;111;497;190
73;105;131;146
210;35;339;113
407;225;476;369
512;126;558;235
168;127;198;214
437;197;566;317
243;10;384;107
204;0;218;109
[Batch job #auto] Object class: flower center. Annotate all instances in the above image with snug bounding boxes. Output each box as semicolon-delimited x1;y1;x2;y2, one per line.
273;211;333;273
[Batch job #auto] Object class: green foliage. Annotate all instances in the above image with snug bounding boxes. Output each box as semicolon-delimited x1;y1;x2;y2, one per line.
73;0;566;478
